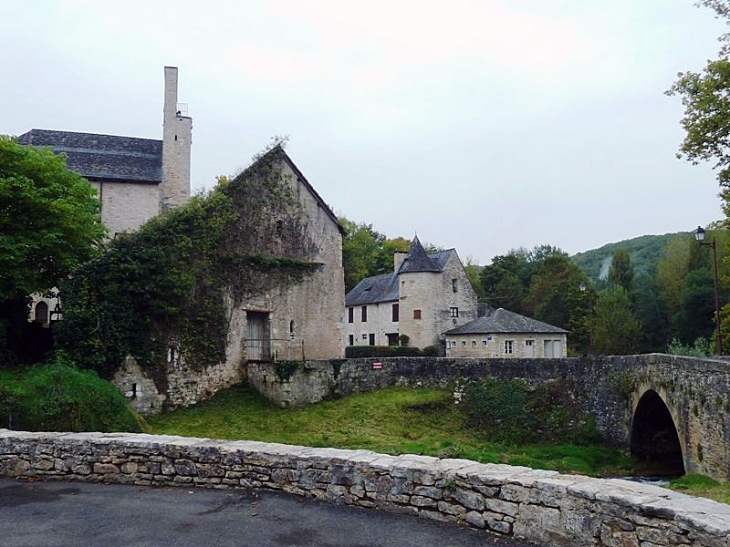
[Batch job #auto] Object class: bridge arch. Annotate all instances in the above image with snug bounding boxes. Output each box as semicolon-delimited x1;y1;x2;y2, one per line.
630;389;685;477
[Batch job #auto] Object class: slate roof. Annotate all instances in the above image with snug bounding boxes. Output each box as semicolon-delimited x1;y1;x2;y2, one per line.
444;308;568;335
397;236;442;273
346;272;400;306
17;129;162;183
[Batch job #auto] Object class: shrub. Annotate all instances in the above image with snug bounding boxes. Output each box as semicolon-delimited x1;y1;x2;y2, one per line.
666;337;712;358
344;346;429;358
1;357;144;433
461;378;599;445
462;378;534;444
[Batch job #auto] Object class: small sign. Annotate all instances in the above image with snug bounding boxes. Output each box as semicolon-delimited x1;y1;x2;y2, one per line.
372;362;383;370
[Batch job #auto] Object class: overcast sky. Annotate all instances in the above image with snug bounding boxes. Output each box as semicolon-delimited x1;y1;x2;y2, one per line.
2;1;727;264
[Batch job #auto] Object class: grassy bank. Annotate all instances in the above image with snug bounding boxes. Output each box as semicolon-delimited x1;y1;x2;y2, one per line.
149;384;633;477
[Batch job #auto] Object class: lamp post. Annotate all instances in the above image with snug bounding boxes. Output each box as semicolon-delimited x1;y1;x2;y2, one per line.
695;226;723;356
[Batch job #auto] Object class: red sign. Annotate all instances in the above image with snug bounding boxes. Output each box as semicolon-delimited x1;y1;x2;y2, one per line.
372;362;383;370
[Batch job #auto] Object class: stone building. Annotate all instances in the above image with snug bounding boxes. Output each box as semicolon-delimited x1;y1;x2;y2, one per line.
343;237;477;350
115;147;346;414
444;307;568;358
18;66;191;323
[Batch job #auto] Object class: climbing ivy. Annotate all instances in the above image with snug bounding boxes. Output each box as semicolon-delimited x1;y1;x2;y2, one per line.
57;144;320;385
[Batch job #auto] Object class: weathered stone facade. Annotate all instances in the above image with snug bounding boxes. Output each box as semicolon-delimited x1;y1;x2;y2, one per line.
246;354;730;481
115;151;345;415
1;430;728;547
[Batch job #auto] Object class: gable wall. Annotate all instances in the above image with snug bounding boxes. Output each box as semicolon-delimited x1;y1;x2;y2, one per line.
91;180;160;236
433;252;479;339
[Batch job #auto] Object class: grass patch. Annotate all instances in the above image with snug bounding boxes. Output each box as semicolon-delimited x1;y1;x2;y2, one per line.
149;383;633;477
669;474;730;504
0;360;144;433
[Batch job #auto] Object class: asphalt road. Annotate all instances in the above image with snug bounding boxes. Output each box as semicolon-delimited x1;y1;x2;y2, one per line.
0;477;538;547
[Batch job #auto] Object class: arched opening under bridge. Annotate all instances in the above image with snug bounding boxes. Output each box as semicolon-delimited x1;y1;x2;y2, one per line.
631;390;685;477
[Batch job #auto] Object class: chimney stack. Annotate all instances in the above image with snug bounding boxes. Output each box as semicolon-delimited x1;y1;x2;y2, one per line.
160;66;192;212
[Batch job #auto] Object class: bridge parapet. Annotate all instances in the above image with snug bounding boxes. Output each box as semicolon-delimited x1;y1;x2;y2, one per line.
1;430;728;547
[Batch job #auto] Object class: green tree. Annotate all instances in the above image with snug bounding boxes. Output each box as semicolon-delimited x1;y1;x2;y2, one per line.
676;269;716;345
591;287;641;355
656;235;691;320
630;273;672;353
0;136;105;364
608;248;634;292
667;1;730;212
0;136;105;299
340;218;385;292
463;256;486;300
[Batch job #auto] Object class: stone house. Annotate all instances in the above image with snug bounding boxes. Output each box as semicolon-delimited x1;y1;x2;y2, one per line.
18;66;191;324
115;147;346;414
444;307;568;358
343;237;477;350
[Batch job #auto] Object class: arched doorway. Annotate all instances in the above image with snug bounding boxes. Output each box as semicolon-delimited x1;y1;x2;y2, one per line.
631;390;685;477
34;301;49;324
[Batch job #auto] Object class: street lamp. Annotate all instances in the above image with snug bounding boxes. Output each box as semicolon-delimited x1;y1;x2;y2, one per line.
695;226;723;356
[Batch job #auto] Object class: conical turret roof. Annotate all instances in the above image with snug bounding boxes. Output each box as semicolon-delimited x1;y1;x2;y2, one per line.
397;236;442;273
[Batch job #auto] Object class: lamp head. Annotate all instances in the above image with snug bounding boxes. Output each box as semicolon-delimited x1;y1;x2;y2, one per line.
695;226;706;242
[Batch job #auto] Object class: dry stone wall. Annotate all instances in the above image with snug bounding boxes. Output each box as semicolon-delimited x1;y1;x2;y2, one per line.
1;430;728;547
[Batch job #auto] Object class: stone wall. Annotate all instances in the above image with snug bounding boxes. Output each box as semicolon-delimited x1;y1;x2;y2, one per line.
1;430;727;547
90;180;159;236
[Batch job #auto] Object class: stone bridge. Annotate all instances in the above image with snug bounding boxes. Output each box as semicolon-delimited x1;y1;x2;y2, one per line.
248;354;730;481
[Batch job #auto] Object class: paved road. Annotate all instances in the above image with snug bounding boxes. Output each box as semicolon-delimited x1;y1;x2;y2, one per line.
0;477;537;547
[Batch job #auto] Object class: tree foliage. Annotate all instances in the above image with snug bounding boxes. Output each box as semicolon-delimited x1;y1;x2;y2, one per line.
340;218;446;292
608;248;634;292
0;136;105;300
591;287;641;355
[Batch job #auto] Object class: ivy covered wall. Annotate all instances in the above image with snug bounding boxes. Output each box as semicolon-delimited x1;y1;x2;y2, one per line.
57;145;345;412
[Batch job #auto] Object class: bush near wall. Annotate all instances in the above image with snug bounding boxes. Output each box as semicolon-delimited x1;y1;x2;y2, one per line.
0;358;144;433
345;345;440;358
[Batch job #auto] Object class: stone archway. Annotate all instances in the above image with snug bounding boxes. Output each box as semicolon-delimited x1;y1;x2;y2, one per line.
630;389;685;477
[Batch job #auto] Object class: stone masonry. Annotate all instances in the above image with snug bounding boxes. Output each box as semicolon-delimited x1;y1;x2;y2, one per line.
1;430;728;547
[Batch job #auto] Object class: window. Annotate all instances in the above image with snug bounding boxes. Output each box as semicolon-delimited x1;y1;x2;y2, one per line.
482;340;487;346
452;278;458;292
369;333;375;346
361;305;367;322
445;340;452;350
348;307;354;323
462;341;466;347
471;341;476;347
392;303;399;322
348;334;354;346
450;307;459;318
289;320;295;338
504;340;514;355
386;333;399;346
413;309;422;320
